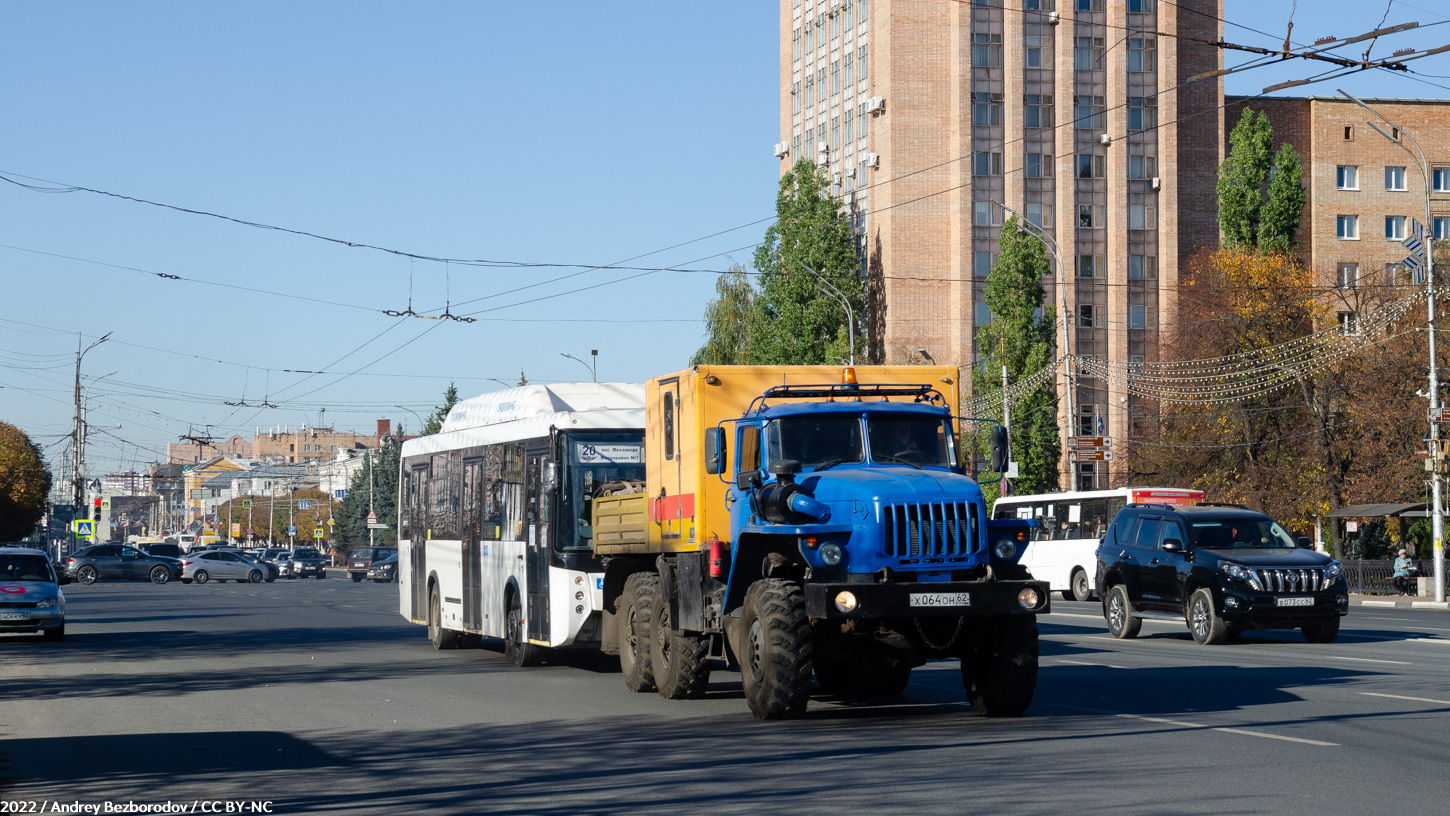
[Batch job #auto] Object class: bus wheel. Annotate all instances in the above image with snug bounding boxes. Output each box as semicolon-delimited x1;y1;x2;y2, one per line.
618;573;658;693
428;587;459;650
505;591;542;667
1070;569;1093;603
960;615;1039;717
739;579;813;720
651;589;711;700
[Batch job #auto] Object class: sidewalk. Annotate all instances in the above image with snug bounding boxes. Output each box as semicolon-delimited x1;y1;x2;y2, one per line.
1349;593;1450;611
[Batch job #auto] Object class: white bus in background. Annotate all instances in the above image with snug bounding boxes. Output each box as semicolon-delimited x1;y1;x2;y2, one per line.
397;383;645;664
992;487;1204;602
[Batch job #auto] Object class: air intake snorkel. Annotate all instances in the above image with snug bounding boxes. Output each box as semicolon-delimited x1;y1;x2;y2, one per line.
756;460;832;524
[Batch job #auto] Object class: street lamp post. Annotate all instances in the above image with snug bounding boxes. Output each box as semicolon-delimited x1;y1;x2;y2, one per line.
798;263;856;365
990;201;1076;491
394;405;425;436
71;332;112;520
1339;89;1443;603
560;350;598;382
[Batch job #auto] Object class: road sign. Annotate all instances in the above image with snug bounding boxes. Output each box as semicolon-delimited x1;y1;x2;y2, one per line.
366;510;378;522
367;522;389;530
72;520;95;539
298;500;312;510
287;525;297;536
242;499;252;509
247;527;254;536
313;527;325;539
326;517;335;528
998;477;1012;496
231;523;241;537
1067;436;1112;450
101;499;110;511
334;489;349;498
1068;450;1114;462
1433;407;1450;422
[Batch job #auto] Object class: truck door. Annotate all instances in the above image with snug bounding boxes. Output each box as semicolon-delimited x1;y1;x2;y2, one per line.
654;379;687;545
525;447;551;643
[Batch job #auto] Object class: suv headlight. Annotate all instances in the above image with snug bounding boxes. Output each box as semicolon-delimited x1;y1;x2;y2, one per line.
1219;562;1264;591
1323;560;1344;584
35;596;57;608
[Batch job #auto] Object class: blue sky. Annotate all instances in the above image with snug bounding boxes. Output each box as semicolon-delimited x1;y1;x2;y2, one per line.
2;0;1447;477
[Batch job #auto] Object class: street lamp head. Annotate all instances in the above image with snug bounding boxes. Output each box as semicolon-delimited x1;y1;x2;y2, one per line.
918;348;935;363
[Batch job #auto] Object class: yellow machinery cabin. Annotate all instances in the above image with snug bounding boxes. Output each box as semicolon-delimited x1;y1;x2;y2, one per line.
591;365;961;555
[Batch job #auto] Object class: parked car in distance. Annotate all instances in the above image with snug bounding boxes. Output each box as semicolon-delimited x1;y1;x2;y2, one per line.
1096;503;1349;644
179;550;268;584
140;542;184;559
0;547;68;641
288;547;328;579
65;544;182;585
239;552;279;582
367;552;398;583
347;547;397;582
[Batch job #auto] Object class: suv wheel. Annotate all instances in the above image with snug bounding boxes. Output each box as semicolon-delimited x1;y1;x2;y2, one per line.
1301;616;1340;643
1104;585;1141;639
76;565;98;585
1187;588;1228;645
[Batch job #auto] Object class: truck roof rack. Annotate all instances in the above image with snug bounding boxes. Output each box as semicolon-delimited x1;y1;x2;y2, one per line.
750;383;947;415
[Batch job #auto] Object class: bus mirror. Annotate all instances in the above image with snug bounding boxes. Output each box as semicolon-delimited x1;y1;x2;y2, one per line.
705;427;725;475
543;461;558;491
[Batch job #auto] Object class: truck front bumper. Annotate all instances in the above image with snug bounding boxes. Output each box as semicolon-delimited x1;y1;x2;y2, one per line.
804;579;1050;619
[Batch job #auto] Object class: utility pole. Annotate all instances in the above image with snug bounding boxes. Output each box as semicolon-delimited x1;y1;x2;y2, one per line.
368;449;375;550
1339;90;1444;603
71;332;112;528
288;475;295;548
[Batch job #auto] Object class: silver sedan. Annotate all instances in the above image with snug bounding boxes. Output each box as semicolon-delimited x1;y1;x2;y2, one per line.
180;550;267;584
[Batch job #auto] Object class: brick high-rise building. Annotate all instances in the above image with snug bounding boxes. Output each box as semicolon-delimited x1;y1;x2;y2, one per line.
777;0;1224;485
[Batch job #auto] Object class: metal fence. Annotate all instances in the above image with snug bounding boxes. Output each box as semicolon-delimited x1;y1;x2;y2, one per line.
1346;559;1418;595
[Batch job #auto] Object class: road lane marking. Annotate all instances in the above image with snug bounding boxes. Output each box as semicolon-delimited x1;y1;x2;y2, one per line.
1045;613;1105;620
1053;658;1129;670
1406;638;1450;644
1361;692;1450;706
1322;655;1413;665
1116;713;1338;746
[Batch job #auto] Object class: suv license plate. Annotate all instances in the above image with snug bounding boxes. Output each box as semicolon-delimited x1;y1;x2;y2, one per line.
0;612;30;621
909;592;970;608
1275;597;1313;607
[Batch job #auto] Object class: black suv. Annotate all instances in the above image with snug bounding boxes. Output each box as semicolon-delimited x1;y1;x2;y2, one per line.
346;547;396;583
1095;504;1348;644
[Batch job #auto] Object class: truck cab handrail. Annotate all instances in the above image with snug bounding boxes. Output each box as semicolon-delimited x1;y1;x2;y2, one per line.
746;382;947;416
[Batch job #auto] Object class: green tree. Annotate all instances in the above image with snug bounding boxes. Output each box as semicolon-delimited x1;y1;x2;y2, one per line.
1217;108;1273;249
1259;143;1306;253
0;422;51;540
690;263;758;365
333;435;402;553
747;159;863;364
973;218;1060;495
422;382;460;436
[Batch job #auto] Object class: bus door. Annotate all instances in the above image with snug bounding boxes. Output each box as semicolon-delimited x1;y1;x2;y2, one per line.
462;457;483;632
409;462;429;623
525;447;551;643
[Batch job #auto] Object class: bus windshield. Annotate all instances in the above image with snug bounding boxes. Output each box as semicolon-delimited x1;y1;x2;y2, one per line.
561;434;646;551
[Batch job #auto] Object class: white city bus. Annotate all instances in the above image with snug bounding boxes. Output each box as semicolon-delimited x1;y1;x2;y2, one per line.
992;487;1204;602
397;384;644;662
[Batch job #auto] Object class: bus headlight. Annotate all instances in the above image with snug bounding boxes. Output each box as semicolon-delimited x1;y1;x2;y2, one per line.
993;538;1017;560
819;542;845;566
834;591;858;613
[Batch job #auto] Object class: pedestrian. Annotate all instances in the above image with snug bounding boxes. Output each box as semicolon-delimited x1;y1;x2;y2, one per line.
1392;548;1414;596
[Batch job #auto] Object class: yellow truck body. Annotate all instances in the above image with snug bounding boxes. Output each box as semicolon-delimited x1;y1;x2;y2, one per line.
591;365;961;556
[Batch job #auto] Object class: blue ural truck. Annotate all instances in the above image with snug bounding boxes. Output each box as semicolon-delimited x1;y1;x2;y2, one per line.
590;366;1048;719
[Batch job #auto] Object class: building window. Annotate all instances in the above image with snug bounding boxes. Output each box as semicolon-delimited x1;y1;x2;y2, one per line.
1339;312;1359;335
1435;217;1450;240
843;52;853;88
830;60;840;95
1079;205;1103;228
1127;37;1156;72
844;1;853;30
804;74;814;107
973;152;1003;176
1078;304;1097;327
975;302;993;326
793;28;802;61
1127;97;1157;131
1386;215;1406;241
1074;37;1105;71
830;116;840;148
792;84;802;115
974;201;1002;226
1073;95;1106;129
1337;215;1359;240
1077;255;1096;278
1025;34;1051;69
1024;0;1052;8
1434;168;1450;192
804;22;813;53
859;43;868;79
830;7;840;38
1128;0;1155;12
1128;154;1157;180
972;33;1003;67
1025;203;1051;227
1129;205;1155;230
1024;94;1054;128
1336;165;1358;190
1128;255;1156;279
1076;0;1104;11
972;92;1003;126
1129;305;1147;329
1337;262;1358;288
843;109;854;145
1075;153;1105;178
974;252;995;278
1386;166;1407;191
1025;152;1051;178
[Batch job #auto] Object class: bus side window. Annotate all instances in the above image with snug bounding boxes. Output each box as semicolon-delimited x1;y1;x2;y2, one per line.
399;469;412;538
463;459;481;542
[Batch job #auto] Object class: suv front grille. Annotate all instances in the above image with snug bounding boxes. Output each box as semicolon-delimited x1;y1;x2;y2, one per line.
883;502;977;558
1255;568;1325;593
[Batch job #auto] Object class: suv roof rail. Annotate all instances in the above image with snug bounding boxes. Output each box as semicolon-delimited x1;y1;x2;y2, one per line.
1194;501;1252;509
1126;502;1177;511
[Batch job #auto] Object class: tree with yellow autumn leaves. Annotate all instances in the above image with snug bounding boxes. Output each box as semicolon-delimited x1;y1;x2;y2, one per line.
0;421;52;541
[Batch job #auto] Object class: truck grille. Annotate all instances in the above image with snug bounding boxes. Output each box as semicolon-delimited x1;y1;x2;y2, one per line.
1255;568;1325;593
882;502;977;558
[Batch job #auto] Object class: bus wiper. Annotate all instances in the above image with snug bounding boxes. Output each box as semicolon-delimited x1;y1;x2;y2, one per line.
877;456;923;470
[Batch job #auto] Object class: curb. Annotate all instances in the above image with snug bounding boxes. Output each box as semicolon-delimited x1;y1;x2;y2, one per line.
1351;598;1450;611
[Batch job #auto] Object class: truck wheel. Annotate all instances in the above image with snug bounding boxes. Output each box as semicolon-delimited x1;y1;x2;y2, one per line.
1187;588;1227;645
618;573;658;693
650;590;711;699
1301;616;1340;644
853;656;912;696
739;579;813;720
1104;585;1141;639
960;615;1038;716
1070;569;1093;603
505;591;542;666
428;587;460;650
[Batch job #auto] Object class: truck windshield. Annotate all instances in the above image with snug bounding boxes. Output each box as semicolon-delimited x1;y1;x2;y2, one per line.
561;433;646;551
1189;519;1297;549
765;416;864;470
867;416;955;468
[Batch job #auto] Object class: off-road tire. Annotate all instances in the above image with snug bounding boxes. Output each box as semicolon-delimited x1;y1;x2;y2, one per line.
1301;616;1340;644
618;573;658;693
1071;569;1093;603
650;590;711;700
739;579;813;720
149;566;170;585
428;587;460;650
1105;585;1141;639
1188;588;1228;645
960;615;1039;716
505;590;542;666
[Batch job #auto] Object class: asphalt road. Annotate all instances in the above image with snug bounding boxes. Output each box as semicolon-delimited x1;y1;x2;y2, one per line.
2;577;1446;815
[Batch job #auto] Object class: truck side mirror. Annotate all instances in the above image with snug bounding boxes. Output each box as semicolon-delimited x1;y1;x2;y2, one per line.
705;427;726;475
989;425;1008;472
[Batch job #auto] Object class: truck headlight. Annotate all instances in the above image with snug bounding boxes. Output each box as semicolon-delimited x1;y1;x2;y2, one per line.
1017;588;1040;609
819;542;844;566
834;591;858;613
1219;563;1263;591
993;539;1016;560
